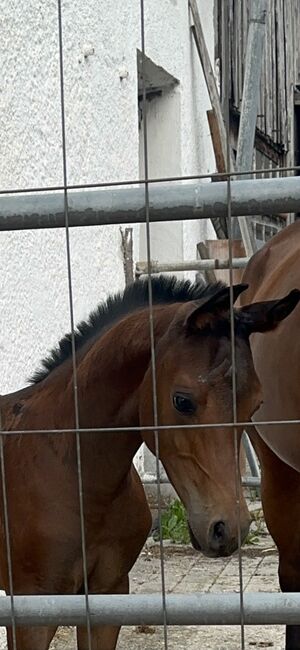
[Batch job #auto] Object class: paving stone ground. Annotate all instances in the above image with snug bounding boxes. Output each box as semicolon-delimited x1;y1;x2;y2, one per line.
0;501;287;649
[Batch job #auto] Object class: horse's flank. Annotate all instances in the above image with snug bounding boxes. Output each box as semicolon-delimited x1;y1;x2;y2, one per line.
241;220;300;649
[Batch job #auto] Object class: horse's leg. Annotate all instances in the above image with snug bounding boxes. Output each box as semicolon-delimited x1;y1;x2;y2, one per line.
7;626;56;650
249;428;300;650
1;550;77;650
76;575;129;650
1;541;79;650
284;620;300;650
278;556;300;649
77;467;151;650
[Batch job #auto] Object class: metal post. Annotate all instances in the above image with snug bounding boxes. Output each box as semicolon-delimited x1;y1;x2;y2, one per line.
0;177;299;230
242;433;261;481
233;0;268;249
1;593;300;626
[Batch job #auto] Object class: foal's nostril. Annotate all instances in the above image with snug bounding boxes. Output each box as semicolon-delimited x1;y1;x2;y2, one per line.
212;520;226;545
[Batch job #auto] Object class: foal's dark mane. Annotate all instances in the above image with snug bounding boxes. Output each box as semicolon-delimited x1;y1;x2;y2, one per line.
31;275;225;384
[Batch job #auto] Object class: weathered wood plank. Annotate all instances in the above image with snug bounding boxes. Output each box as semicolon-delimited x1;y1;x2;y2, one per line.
257;19;264;136
191;0;257;255
266;0;272;136
260;3;267;135
271;1;277;142
295;1;299;83
189;0;236;173
206;109;226;172
263;2;271;138
197;242;217;284
284;0;295;168
215;0;295;222
219;0;300;154
232;0;238;107
276;0;287;148
237;0;243;108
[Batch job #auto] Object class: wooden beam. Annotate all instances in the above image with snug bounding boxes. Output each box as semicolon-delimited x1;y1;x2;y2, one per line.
207;109;226;173
189;0;257;257
205;109;228;239
197;242;217;284
189;15;234;171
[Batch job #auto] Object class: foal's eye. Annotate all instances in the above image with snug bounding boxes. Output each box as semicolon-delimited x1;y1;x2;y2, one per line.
172;393;196;415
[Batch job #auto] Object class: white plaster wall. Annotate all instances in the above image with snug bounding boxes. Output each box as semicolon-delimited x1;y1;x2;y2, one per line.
1;0;217;401
142;0;216;280
1;0;140;393
181;0;217;276
139;88;183;268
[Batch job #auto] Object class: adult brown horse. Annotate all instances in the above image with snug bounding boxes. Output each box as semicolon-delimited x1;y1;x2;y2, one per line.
1;275;299;650
241;220;300;650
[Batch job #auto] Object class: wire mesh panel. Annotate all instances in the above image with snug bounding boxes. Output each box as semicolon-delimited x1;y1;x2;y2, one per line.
1;1;300;650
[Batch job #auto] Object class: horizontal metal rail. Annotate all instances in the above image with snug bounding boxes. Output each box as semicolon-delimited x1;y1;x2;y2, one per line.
136;257;249;275
0;176;299;231
143;475;261;488
0;593;299;626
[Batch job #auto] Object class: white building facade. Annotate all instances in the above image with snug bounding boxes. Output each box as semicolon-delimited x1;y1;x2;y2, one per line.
1;0;217;476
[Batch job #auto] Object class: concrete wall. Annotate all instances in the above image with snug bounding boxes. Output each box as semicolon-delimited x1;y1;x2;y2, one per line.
1;1;217;414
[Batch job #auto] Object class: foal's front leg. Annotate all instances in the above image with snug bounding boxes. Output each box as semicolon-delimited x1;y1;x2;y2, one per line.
76;575;129;650
77;467;151;649
7;625;57;650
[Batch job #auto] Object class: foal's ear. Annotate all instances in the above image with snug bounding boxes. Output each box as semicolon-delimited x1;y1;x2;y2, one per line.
184;283;248;333
238;289;300;334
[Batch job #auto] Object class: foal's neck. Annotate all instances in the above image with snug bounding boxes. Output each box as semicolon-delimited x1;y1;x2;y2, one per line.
3;303;176;494
69;304;175;488
1;305;178;497
76;304;174;429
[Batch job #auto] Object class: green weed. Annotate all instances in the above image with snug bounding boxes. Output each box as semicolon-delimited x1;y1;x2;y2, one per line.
245;508;265;545
153;499;190;544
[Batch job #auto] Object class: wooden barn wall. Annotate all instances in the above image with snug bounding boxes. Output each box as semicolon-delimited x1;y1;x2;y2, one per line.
216;0;300;166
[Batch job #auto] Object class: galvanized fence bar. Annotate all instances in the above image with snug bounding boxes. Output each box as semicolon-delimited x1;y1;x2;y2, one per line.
0;176;299;230
1;593;300;626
